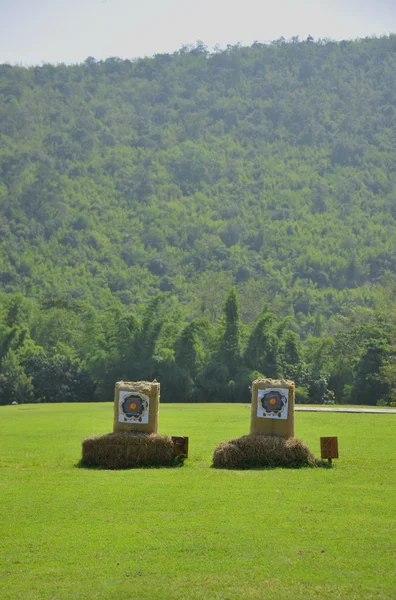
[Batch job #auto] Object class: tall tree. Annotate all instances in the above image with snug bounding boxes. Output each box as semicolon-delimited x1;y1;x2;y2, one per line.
351;340;390;405
220;287;241;378
0;351;34;405
175;318;207;381
244;310;281;378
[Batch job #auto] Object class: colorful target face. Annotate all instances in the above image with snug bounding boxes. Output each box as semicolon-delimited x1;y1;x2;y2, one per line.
118;391;149;424
257;388;288;419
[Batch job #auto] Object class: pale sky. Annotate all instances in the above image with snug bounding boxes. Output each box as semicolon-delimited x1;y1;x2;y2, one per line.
0;0;395;65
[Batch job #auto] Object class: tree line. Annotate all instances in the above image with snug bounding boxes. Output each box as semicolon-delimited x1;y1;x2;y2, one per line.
1;286;395;406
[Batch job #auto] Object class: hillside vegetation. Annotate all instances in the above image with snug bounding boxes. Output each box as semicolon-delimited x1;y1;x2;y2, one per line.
0;35;396;404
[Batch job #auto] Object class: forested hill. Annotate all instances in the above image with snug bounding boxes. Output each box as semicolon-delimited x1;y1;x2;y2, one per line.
1;35;396;406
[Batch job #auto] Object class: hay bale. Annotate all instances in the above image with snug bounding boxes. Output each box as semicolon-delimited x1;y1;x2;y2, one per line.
251;378;295;438
212;441;246;470
212;434;319;469
113;380;160;434
81;431;176;469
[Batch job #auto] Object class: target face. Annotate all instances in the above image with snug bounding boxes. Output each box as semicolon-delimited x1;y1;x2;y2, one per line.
118;391;149;424
257;388;288;419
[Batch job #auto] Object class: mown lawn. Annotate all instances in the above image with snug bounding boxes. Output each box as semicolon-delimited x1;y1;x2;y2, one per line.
0;403;395;599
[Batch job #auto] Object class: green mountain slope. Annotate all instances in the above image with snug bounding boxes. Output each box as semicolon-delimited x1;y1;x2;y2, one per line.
1;36;395;331
1;36;396;404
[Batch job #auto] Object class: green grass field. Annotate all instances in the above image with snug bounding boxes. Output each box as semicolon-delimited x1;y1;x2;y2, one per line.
0;403;395;600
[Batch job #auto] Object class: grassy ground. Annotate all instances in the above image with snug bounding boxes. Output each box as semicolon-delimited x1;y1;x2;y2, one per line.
0;403;395;600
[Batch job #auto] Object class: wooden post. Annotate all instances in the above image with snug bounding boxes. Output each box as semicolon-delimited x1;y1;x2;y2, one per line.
320;437;339;465
250;379;295;438
171;436;189;457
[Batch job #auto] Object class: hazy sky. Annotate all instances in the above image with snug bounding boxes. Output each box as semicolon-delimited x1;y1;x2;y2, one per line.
1;0;395;65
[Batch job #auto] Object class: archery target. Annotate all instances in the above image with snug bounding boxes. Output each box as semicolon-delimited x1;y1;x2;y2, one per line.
257;388;289;420
118;391;149;424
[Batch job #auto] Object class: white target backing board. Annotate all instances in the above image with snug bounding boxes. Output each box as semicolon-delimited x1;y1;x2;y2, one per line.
257;388;289;420
118;391;150;424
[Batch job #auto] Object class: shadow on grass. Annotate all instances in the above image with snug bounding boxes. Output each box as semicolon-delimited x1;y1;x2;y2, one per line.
211;459;333;471
75;455;186;470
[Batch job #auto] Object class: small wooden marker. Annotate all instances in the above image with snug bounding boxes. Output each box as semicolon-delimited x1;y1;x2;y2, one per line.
320;436;339;465
171;436;189;458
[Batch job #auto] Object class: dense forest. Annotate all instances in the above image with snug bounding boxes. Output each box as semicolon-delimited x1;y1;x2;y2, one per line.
1;35;396;405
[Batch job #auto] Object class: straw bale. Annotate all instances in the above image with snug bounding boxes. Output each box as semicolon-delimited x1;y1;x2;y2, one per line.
114;380;160;434
253;378;295;387
81;431;175;469
212;441;246;469
251;378;295;438
212;434;319;469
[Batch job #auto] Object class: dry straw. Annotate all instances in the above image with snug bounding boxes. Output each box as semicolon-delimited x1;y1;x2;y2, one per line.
81;432;176;469
251;378;295;438
113;380;160;434
212;434;320;469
